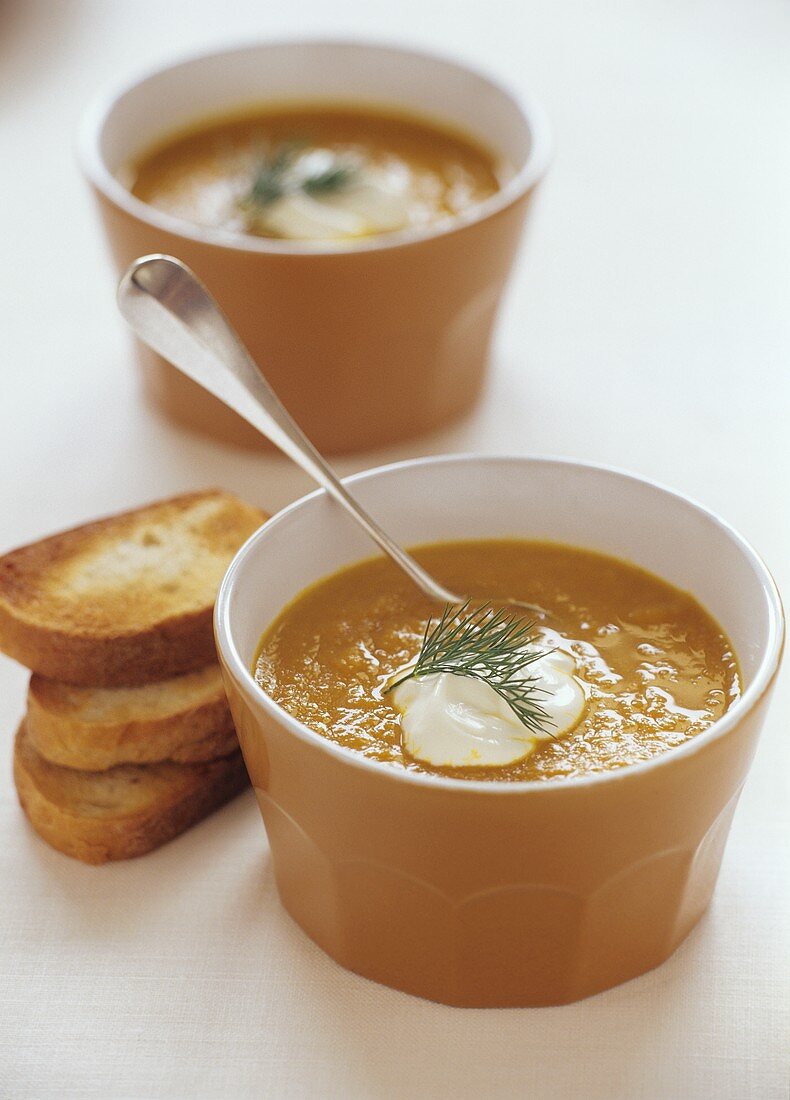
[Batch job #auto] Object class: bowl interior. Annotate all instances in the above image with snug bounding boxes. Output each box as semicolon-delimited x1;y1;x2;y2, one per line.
92;40;538;183
220;456;782;707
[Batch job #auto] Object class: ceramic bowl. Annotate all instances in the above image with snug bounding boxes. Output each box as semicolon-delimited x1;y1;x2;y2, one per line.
214;455;783;1006
79;41;550;454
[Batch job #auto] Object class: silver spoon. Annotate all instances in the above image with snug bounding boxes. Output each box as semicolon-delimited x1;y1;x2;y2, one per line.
117;254;542;616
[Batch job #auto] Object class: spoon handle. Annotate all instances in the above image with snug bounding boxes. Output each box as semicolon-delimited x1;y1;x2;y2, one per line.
117;254;460;605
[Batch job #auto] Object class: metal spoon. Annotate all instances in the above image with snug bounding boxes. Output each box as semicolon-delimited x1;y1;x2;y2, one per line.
117;254;541;615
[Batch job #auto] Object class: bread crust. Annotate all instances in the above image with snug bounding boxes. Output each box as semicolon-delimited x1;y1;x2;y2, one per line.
0;491;266;685
0;604;219;686
26;666;238;770
13;723;249;864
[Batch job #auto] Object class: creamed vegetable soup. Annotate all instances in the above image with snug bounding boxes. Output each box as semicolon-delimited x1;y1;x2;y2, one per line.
129;105;505;242
254;541;740;782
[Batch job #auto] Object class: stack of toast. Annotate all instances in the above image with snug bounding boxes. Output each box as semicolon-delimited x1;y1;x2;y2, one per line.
0;490;266;863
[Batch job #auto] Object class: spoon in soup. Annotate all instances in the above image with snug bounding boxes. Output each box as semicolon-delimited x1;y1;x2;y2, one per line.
117;254;543;616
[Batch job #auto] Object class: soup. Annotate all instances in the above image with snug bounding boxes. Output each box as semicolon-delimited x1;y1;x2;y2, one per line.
128;104;505;243
254;540;740;782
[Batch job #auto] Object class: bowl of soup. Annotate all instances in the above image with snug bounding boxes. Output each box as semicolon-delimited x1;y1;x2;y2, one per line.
215;455;783;1007
79;41;550;453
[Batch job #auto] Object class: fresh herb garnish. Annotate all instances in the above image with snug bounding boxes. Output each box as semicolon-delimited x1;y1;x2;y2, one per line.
244;143;297;208
240;143;356;216
386;601;555;736
302;164;356;196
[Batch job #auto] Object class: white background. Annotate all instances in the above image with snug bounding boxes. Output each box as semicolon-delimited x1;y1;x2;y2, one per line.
1;2;789;1097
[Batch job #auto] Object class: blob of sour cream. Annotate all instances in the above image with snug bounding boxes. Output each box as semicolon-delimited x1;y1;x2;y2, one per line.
262;151;414;240
390;647;585;769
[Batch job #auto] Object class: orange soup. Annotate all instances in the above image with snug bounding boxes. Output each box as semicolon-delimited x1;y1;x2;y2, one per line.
128;105;504;243
254;540;740;782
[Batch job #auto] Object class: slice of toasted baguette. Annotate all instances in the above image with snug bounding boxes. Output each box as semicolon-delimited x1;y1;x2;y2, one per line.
14;722;248;864
26;665;237;771
0;491;266;686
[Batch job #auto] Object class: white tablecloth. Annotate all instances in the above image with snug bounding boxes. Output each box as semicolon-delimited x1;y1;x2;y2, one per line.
1;2;788;1097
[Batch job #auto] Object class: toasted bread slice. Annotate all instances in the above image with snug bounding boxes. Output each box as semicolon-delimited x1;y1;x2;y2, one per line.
26;665;237;771
14;722;248;864
0;491;266;686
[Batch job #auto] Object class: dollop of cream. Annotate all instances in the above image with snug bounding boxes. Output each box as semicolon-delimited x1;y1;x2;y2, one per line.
391;647;585;769
261;150;413;240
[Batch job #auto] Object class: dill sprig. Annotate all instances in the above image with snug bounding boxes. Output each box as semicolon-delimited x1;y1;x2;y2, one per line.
240;143;355;215
244;143;296;208
302;164;356;196
387;601;555;736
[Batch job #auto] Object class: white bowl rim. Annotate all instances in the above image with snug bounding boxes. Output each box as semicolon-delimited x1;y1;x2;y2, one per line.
77;36;552;257
215;453;785;794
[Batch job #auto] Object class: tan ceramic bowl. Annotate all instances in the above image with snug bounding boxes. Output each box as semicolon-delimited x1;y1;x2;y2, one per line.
215;455;783;1007
79;41;550;454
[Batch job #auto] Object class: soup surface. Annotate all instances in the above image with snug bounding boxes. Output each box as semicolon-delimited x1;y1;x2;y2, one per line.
254;540;740;782
129;104;504;243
